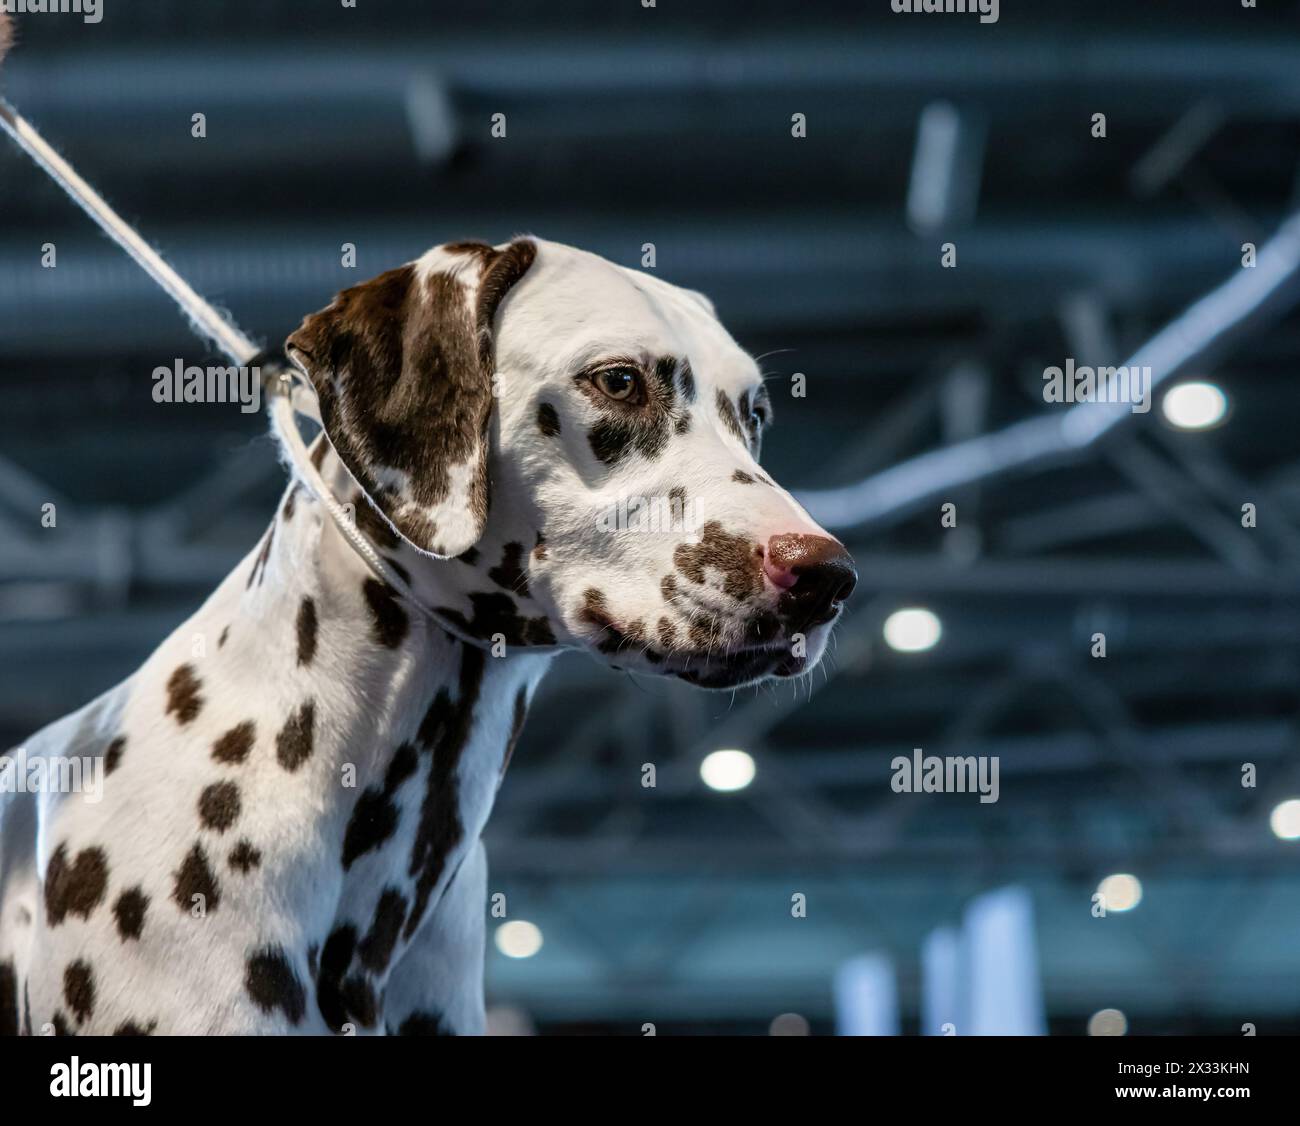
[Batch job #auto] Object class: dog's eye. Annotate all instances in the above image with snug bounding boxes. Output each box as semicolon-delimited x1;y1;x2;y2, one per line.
595;367;641;403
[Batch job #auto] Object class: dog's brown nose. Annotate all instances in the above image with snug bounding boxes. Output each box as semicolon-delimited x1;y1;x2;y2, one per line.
764;533;857;627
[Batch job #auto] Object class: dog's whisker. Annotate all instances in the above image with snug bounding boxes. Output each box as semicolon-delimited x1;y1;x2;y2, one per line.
752;347;795;365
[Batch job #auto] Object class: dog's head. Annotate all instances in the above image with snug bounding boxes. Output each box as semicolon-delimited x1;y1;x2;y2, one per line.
287;237;855;689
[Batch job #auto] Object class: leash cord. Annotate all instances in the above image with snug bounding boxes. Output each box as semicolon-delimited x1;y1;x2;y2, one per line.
0;98;257;366
0;97;434;618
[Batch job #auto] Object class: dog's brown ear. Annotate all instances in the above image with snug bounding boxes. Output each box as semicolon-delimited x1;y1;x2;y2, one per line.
286;239;536;558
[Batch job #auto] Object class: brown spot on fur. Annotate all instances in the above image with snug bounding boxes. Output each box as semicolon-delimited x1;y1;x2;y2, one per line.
316;925;380;1031
353;494;402;551
218;625;230;648
198;781;241;833
297;597;318;666
732;469;756;484
173;842;220;914
358;888;407;972
276;701;315;772
113;1019;157;1036
339;976;377;1029
212;720;256;765
689;616;720;649
537;402;561;437
113;888;148;941
524;617;556;645
661;574;678;601
674;520;763;601
44;844;108;926
229;840;262;873
588;413;671;467
488;542;530;598
677;362;697;403
668;486;688;526
164;664;204;726
282;486;299;521
341;742;419;870
716;388;746;444
245;946;306;1025
104;736;125;775
436;592;554;647
580;588;612;630
657;616;678;649
317;925;358;1030
63;961;95;1024
653;355;680;398
532;532;547;560
578;589;630;654
364;578;409;648
404;647;485;939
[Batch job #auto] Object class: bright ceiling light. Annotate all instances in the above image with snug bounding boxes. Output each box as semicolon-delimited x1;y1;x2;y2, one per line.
1087;1008;1128;1036
1269;799;1300;841
1097;873;1142;913
1161;381;1227;430
495;920;543;959
700;749;756;792
883;607;942;653
769;1012;811;1036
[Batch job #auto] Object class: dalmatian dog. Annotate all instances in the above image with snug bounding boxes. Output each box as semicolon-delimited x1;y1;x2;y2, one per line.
0;237;856;1035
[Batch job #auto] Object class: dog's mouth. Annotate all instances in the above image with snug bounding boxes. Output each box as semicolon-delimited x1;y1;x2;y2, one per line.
576;589;822;688
666;642;804;688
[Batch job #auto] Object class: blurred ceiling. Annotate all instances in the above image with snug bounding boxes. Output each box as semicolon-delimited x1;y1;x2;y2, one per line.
2;0;1299;1032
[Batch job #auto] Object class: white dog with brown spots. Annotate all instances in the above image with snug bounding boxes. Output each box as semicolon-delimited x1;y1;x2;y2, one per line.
0;238;855;1035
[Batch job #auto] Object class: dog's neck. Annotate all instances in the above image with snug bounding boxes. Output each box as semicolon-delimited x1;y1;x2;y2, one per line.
244;446;560;748
302;438;561;652
231;458;555;953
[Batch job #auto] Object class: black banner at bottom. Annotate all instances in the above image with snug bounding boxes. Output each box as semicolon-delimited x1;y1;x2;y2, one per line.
1;1032;1286;1113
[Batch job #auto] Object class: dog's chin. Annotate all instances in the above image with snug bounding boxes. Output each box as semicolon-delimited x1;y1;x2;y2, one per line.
657;639;829;690
668;647;799;689
665;619;837;688
575;609;836;688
